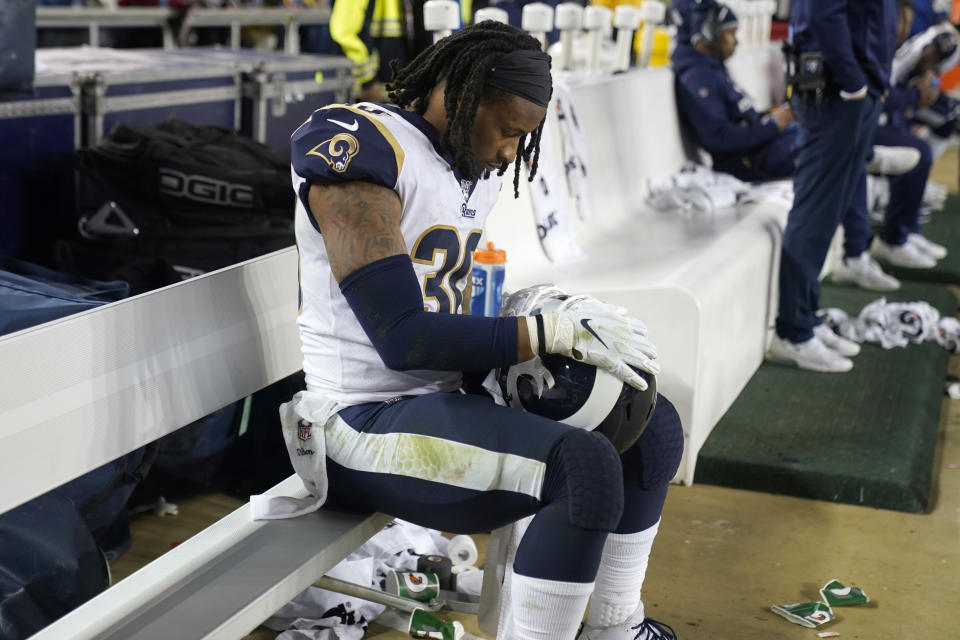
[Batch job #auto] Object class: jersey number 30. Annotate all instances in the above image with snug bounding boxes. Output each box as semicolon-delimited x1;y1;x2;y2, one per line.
411;226;482;314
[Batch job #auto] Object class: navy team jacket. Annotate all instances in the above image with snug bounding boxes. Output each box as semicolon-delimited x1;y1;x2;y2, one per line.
673;43;780;161
790;0;899;96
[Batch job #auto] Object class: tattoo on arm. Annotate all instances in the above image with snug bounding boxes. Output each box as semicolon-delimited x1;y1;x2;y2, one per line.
308;180;406;282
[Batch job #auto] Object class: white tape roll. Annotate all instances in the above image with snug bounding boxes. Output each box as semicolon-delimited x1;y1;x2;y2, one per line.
448;534;479;567
454;567;483;597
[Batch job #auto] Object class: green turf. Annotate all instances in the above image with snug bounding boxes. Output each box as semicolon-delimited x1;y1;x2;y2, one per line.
694;281;955;513
882;195;960;285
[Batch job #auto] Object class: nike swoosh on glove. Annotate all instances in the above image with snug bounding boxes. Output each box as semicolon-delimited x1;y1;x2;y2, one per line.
534;295;660;391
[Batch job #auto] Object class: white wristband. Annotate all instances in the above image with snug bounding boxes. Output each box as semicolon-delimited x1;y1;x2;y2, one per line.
525;315;541;356
839;85;868;101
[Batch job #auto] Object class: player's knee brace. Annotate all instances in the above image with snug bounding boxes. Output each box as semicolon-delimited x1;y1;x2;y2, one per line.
621;393;685;490
543;429;624;531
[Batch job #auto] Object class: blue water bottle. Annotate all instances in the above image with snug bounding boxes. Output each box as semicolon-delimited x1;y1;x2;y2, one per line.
470;242;506;317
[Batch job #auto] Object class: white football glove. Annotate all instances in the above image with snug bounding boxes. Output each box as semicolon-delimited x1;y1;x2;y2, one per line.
527;294;660;391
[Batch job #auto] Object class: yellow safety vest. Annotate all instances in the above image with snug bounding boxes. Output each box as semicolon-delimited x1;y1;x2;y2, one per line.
330;0;404;87
331;0;472;88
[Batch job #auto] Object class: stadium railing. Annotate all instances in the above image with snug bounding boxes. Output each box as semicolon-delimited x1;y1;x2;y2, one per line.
35;7;331;54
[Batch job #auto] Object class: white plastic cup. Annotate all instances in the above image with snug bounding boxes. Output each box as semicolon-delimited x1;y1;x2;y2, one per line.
424;0;460;42
613;5;641;71
555;3;584;71
583;5;612;72
474;6;509;25
522;2;554;49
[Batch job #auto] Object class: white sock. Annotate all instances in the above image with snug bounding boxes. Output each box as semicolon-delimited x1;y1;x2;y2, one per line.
586;520;660;628
509;570;594;640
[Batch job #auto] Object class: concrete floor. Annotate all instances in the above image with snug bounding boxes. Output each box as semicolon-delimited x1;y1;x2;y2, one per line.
112;158;960;639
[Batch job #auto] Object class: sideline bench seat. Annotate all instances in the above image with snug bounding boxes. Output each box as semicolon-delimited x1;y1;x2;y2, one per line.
33;476;388;640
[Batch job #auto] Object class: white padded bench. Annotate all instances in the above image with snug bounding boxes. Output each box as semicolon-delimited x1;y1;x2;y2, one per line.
0;249;388;640
485;57;790;485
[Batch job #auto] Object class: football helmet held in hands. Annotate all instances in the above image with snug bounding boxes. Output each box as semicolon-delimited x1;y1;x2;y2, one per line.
498;285;659;453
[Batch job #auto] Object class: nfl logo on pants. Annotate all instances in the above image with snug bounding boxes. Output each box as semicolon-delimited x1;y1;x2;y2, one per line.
298;420;312;441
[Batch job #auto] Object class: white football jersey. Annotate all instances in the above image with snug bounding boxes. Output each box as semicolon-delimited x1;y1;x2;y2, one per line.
291;102;503;404
892;22;960;86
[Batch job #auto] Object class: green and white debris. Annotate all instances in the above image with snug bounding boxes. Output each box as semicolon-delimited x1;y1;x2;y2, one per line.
770;601;836;628
820;578;870;606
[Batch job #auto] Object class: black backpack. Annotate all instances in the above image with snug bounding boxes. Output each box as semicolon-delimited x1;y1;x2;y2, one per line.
68;118;296;278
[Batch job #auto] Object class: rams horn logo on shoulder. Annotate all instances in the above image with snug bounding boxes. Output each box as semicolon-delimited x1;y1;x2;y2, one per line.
307;133;360;173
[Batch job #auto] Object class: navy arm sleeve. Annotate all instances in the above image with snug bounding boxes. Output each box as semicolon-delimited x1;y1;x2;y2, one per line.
676;70;780;153
808;0;868;94
340;255;520;372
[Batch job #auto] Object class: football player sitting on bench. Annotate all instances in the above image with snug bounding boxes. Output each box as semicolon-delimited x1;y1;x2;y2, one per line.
282;21;684;640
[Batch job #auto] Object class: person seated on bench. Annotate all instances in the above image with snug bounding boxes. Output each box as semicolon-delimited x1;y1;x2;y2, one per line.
673;2;797;183
673;1;913;293
895;8;960;164
283;21;684;640
866;0;949;270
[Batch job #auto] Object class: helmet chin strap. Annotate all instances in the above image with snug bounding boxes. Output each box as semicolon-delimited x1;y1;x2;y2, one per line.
505;358;556;403
504;356;624;432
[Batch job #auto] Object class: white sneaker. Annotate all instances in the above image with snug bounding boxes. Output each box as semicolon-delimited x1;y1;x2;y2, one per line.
813;323;861;357
867;145;921;175
578;616;677;640
831;252;901;291
766;334;854;372
907;233;948;260
871;237;937;269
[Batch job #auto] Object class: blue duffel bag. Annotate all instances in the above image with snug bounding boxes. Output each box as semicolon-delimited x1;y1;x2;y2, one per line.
0;495;110;640
0;0;35;98
0;256;128;336
0;258;139;638
1;257;153;559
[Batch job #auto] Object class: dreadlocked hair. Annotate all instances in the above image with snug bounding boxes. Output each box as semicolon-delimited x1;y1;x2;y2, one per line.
388;21;548;197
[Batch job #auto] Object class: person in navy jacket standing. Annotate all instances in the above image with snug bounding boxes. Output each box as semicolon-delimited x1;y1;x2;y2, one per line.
767;0;900;373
